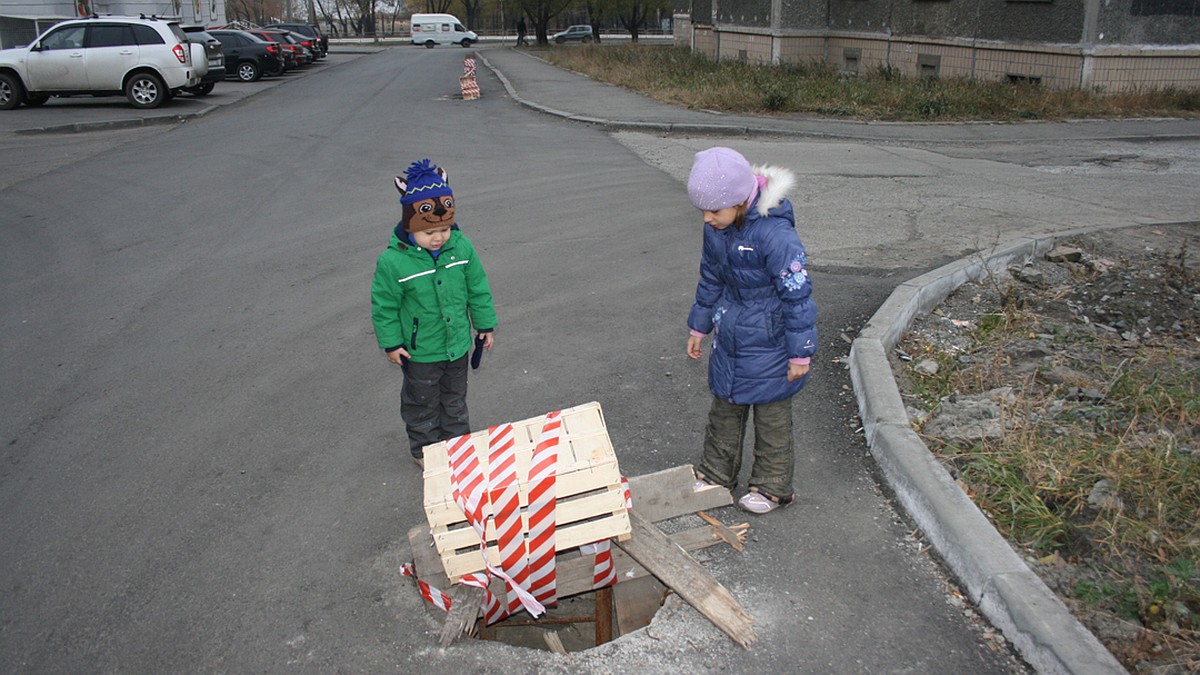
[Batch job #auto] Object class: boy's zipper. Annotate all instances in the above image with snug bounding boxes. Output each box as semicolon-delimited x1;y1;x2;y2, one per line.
410;317;420;350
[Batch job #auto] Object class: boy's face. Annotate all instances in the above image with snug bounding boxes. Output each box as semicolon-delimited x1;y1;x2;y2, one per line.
412;225;452;251
702;205;742;230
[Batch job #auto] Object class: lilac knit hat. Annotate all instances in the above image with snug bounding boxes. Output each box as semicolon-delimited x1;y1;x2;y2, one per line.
687;147;756;211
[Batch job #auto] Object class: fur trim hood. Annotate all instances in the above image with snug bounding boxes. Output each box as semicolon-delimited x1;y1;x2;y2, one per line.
751;165;796;216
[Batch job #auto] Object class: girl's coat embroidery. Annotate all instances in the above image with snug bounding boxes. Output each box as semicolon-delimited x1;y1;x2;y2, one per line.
779;255;808;292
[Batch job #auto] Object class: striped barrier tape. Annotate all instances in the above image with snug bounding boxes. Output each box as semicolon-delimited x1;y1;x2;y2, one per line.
525;410;561;605
400;562;452;612
582;477;633;589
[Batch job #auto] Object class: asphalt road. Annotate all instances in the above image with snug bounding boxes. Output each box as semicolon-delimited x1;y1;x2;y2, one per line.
3;45;1198;672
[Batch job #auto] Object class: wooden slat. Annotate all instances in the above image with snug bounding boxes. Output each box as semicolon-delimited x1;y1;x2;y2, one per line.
594;585;614;645
441;509;632;581
614;576;666;636
423;460;624;523
407;524;450;590
432;485;629;551
614;510;757;648
438;584;485;649
626;464;734;521
478;523;739;602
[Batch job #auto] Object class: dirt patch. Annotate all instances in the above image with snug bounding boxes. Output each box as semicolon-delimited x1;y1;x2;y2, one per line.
892;223;1200;673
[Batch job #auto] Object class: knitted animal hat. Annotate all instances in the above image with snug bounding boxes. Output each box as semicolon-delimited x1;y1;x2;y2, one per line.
687;147;757;211
395;159;456;233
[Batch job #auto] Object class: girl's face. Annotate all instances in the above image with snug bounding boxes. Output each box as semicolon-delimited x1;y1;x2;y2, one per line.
702;204;743;230
412;225;452;251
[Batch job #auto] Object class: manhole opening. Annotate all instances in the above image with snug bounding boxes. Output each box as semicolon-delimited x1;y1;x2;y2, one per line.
478;577;667;653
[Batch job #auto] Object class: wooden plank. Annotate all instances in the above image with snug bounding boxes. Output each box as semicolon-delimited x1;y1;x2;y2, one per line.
594;585;614;645
407;524;450;590
440;509;633;581
432;485;629;550
614;575;666;636
626;465;734;522
696;511;745;552
477;523;745;604
438;584;485;649
614;510;756;648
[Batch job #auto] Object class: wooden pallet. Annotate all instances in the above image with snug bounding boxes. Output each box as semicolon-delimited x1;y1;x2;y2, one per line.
407;464;755;649
421;402;632;582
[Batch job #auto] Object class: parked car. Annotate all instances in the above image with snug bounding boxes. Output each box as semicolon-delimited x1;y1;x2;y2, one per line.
552;25;594;43
248;30;309;71
208;29;284;82
0;15;206;110
182;26;225;95
270;31;316;66
262;23;326;57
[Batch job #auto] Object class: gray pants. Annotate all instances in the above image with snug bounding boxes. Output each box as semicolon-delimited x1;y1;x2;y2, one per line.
697;396;795;501
400;355;470;458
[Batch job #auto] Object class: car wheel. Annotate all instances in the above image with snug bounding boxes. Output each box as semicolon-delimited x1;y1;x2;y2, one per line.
460;38;472;47
424;40;436;49
583;35;593;43
125;72;168;109
555;36;566;44
24;93;50;106
0;72;25;110
186;82;215;96
237;61;261;82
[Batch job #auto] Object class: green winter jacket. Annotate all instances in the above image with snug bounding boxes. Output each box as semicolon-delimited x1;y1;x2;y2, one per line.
371;226;497;363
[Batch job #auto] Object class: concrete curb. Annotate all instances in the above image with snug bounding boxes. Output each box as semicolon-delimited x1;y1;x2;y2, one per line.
848;224;1145;675
13;108;213;135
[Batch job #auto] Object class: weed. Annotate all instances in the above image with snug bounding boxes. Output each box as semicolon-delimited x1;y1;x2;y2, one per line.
543;45;1200;121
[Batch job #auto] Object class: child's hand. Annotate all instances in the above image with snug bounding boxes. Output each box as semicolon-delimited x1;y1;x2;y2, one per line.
686;334;704;360
480;332;494;351
787;362;810;382
386;347;411;366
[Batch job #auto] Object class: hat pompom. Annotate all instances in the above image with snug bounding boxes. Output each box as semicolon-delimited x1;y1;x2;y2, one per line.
687;147;756;211
397;159;453;205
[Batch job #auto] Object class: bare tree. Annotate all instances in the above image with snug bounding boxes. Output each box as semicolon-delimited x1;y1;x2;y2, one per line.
460;0;483;29
517;0;573;45
613;0;668;40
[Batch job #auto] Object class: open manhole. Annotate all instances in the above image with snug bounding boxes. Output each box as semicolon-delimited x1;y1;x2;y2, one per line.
478;577;668;653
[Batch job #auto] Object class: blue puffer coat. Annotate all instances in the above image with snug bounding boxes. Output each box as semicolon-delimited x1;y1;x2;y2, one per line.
687;166;817;405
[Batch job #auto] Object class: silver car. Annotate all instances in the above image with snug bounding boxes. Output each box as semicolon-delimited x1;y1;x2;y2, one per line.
0;16;206;110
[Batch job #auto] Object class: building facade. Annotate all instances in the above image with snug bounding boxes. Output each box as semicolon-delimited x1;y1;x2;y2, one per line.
674;0;1200;91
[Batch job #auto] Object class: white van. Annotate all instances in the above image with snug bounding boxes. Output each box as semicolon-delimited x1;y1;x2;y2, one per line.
410;14;477;48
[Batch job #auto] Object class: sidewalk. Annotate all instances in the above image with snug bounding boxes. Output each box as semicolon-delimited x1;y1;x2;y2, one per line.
478;46;1200;144
473;45;1176;674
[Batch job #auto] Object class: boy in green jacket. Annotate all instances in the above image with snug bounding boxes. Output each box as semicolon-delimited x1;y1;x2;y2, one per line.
371;159;497;468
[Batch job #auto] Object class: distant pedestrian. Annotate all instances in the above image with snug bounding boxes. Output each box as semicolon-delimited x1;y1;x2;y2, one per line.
516;17;527;46
685;147;817;514
371;159;497;469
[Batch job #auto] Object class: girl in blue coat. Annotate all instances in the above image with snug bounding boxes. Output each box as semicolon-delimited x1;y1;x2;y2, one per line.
685;147;818;514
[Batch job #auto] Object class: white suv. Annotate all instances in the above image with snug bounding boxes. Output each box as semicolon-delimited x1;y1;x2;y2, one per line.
0;15;206;110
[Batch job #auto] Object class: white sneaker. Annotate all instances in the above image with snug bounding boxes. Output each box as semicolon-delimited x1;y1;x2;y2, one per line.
738;491;793;514
693;479;710;492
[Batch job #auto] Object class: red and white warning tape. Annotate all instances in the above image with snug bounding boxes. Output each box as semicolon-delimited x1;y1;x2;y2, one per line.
581;477;632;589
400;562;452;611
525;411;561;604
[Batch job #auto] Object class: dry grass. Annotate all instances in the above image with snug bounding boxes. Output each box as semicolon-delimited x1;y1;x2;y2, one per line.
542;45;1200;122
899;235;1200;671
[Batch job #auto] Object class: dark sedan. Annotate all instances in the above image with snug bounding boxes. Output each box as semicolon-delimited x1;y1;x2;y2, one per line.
208;29;285;82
